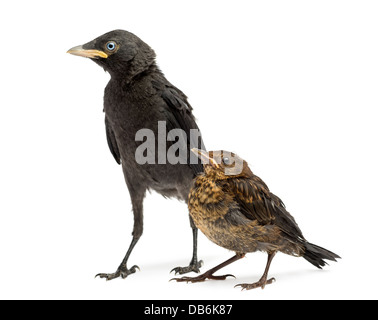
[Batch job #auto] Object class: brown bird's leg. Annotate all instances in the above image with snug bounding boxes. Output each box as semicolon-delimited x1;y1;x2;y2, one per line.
235;252;277;290
171;253;245;283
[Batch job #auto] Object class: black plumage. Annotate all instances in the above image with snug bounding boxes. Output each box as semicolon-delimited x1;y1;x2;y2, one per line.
68;30;205;280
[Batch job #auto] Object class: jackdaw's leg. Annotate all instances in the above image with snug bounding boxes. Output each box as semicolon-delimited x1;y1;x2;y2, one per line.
96;175;146;281
170;215;204;275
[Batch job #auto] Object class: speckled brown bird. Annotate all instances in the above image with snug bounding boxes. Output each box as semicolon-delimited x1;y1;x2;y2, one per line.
172;149;340;290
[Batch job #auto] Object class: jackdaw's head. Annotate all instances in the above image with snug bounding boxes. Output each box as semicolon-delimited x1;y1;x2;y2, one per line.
67;30;156;79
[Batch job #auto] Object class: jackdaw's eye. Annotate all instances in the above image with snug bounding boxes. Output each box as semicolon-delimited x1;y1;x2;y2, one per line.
106;41;117;52
222;157;232;165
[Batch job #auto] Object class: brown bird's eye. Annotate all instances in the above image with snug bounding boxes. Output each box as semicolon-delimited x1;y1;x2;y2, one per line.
222;157;232;165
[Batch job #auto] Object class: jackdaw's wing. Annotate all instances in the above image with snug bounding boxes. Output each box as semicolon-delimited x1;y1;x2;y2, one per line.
105;116;121;165
154;81;205;175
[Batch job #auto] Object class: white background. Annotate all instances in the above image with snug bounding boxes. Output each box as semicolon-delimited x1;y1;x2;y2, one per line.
1;0;377;300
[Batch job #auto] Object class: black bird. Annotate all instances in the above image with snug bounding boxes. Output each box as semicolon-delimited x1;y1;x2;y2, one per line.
67;30;205;280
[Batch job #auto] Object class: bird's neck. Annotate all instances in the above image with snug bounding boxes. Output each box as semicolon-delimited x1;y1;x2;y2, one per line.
131;63;160;82
110;62;158;86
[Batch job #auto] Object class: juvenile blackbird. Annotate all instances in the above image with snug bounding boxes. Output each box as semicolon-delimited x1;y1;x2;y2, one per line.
173;149;340;290
67;30;205;280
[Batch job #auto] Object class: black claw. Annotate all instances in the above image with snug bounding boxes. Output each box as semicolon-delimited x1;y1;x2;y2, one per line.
95;271;120;281
171;260;203;275
96;273;108;278
170;267;178;275
95;265;140;281
130;265;140;272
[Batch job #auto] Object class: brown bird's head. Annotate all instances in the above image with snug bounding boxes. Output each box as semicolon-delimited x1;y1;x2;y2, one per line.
67;30;156;80
191;148;252;180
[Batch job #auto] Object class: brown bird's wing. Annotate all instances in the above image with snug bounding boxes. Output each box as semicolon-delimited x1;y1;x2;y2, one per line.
154;80;205;175
226;177;274;225
105;116;121;165
226;177;306;242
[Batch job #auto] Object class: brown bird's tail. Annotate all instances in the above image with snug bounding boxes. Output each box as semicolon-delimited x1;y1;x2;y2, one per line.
303;242;340;269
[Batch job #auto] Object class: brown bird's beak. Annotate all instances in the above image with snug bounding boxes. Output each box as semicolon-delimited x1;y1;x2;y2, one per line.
67;45;108;59
191;148;219;168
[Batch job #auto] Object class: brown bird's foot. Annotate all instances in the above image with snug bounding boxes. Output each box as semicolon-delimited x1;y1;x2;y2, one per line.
171;269;235;283
172;254;244;284
235;277;276;290
235;252;277;290
95;264;140;281
170;260;204;275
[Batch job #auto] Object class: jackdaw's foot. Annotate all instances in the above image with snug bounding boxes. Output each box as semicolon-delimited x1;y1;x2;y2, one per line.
170;260;204;275
95;264;140;281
